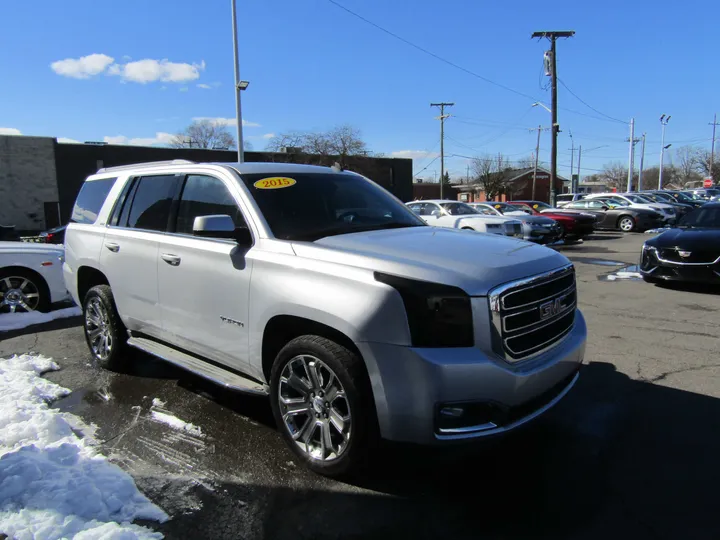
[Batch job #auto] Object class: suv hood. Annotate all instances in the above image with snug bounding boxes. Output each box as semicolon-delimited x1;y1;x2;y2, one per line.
293;226;570;296
646;228;720;250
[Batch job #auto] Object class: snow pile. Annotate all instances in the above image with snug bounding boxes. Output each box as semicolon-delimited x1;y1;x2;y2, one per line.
150;399;203;437
0;306;81;332
0;354;168;539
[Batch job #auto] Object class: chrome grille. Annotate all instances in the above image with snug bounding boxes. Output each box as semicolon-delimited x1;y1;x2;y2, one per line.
504;222;523;237
489;265;576;362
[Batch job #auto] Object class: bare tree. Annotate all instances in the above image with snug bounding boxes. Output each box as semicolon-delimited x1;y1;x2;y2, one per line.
515;155;536;169
599;161;630;191
171;120;235;149
471;153;511;200
693;148;720;183
264;125;369;165
675;145;703;184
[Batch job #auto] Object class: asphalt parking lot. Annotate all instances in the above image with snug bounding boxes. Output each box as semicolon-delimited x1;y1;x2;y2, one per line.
1;231;719;540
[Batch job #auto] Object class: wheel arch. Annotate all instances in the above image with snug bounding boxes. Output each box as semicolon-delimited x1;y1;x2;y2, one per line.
616;214;635;229
76;265;109;305
0;265;51;304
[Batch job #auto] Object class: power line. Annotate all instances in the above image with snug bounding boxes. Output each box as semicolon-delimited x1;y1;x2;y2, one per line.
326;0;540;102
413;156;440;178
557;78;627;124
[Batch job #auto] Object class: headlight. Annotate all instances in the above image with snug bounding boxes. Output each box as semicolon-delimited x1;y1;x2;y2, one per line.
374;273;474;347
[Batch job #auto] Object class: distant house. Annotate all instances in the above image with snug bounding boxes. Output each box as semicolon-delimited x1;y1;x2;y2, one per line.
577;181;609;194
411;181;459;201
454;167;568;204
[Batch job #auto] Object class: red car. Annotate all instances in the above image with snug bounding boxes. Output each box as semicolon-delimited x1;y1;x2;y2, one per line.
506;201;596;241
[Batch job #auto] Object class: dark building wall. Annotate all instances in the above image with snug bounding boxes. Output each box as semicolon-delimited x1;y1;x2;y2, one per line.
54;143;412;222
411;183;459;201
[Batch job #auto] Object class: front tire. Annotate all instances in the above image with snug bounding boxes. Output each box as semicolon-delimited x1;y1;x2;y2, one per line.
270;335;376;477
83;285;128;370
0;269;50;314
618;216;635;232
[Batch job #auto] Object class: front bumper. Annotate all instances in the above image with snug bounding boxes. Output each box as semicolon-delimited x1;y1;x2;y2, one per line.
640;247;720;283
635;216;664;231
357;309;587;444
525;225;563;244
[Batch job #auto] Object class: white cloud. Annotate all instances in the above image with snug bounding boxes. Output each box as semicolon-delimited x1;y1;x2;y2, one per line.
108;59;205;84
0;127;22;136
197;83;212;89
103;132;175;147
262;133;275;139
51;54;114;79
390;150;440;160
192;116;260;128
57;137;81;144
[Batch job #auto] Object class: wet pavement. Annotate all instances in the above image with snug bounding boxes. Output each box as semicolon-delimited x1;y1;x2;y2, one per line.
2;232;720;539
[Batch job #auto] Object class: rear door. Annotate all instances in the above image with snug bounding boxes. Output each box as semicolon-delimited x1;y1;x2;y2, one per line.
157;172;254;372
584;200;612;227
100;174;181;339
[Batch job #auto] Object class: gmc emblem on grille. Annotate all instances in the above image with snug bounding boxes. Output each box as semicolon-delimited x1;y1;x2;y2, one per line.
678;251;691;258
539;295;569;320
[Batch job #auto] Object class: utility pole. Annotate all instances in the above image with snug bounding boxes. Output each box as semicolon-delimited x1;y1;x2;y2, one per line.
710;113;719;181
658;115;671;189
529;125;547;200
637;133;646;191
431;102;454;199
568;131;575;191
466;164;470;184
576;145;582;191
231;0;244;162
626;118;640;191
532;31;575;206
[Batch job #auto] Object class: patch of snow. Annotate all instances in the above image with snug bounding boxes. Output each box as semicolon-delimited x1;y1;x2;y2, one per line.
0;354;167;538
0;306;81;332
150;411;203;437
151;398;166;408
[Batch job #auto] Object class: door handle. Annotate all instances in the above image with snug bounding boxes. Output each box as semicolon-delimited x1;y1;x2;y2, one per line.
105;242;120;252
161;253;181;266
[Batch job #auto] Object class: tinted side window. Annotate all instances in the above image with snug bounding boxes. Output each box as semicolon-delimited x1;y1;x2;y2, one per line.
176;175;246;235
127;175;179;232
70;177;117;224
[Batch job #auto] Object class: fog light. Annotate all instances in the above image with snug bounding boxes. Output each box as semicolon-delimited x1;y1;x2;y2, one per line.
440;407;464;418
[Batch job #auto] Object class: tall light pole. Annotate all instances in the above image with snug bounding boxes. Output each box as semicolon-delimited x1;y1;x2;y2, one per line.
231;0;247;163
637;133;646;191
658;115;671;189
431;102;454;199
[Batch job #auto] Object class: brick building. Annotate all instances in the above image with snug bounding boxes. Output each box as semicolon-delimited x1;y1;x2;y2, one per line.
455;167;568;203
0;135;412;232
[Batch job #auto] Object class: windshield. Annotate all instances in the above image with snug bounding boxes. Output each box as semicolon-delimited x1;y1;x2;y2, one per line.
679;206;720;228
470;205;499;216
529;201;552;211
672;192;696;203
440;202;480;216
624;194;652;204
600;197;629;207
511;203;534;213
239;172;425;241
489;202;515;213
650;192;675;203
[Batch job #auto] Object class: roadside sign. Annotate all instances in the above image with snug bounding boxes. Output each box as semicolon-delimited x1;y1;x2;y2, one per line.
704;177;713;188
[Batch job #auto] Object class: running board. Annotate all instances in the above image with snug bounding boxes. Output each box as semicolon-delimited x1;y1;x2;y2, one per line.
127;337;268;396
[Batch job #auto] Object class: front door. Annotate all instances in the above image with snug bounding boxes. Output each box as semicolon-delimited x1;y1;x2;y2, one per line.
157;173;253;372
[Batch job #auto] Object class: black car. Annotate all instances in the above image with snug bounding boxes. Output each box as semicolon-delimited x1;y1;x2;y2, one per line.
657;190;705;209
562;199;664;232
640;192;694;218
38;224;66;244
640;203;720;284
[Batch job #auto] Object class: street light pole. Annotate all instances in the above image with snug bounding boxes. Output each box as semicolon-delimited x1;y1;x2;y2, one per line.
658;115;671;189
431;102;454;199
638;133;646;191
231;0;244;163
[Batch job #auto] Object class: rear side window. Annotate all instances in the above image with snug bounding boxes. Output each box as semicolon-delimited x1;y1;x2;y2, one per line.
175;175;247;235
126;175;179;232
70;177;117;224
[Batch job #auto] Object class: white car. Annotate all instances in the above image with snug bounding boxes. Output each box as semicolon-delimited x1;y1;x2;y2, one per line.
0;241;69;313
406;200;523;237
585;193;676;223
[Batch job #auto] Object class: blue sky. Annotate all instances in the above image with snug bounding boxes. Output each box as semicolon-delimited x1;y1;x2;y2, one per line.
1;0;716;181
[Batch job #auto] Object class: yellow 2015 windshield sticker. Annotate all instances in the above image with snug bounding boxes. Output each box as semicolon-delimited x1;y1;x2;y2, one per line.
253;177;296;190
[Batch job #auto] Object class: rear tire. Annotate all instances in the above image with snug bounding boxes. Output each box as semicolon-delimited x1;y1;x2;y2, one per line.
270;335;377;478
82;285;128;370
618;215;635;232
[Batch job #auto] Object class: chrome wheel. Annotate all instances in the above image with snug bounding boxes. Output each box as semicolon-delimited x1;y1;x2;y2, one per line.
85;297;113;360
0;276;41;313
619;217;634;232
278;355;352;462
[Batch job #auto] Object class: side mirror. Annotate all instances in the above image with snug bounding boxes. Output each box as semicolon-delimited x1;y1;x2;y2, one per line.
602;206;609;211
430;209;441;217
193;214;252;245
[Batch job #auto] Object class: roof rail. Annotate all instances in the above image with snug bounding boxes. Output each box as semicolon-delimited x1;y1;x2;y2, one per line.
96;159;195;174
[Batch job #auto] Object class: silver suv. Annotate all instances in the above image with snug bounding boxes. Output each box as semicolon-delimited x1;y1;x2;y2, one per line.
64;160;587;476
